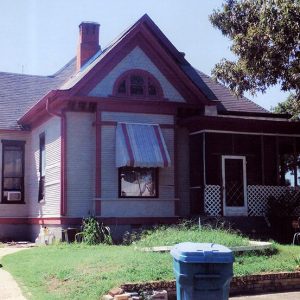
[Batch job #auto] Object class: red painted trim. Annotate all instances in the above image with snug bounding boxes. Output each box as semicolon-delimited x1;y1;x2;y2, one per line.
0;216;179;225
19;90;70;125
121;123;135;167
70;29;212;106
60;111;67;216
72;95;179;115
137;29;210;105
154;125;169;167
95;107;101;198
95;200;101;215
0;218;28;224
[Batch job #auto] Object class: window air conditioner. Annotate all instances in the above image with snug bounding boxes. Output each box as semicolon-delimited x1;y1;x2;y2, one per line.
7;191;22;201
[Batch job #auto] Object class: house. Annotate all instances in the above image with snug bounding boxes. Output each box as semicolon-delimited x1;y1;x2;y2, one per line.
1;14;300;241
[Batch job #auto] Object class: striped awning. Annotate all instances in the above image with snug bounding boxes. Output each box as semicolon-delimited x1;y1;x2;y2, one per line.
116;122;171;168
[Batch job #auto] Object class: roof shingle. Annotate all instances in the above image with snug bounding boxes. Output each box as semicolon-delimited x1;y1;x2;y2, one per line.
0;58;75;129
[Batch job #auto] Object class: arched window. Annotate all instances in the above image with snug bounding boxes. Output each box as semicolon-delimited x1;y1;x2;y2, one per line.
113;70;163;99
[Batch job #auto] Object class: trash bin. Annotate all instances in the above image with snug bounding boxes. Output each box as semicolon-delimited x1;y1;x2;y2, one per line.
170;242;234;300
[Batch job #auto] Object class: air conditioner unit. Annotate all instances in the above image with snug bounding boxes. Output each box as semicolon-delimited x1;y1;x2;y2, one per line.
7;191;22;201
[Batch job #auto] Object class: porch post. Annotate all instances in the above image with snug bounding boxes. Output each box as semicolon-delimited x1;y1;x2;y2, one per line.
276;136;279;184
203;132;206;186
261;135;265;185
293;137;297;186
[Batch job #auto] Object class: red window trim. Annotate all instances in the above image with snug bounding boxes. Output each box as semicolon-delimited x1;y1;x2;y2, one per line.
113;69;164;100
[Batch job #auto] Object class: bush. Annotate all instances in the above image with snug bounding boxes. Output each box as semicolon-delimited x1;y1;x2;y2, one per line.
76;217;112;245
267;190;300;218
266;190;300;243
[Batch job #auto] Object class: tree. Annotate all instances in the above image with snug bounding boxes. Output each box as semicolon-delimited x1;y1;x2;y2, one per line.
272;93;300;119
210;0;300;99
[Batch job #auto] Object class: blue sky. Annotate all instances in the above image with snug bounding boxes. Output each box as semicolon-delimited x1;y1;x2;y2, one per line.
0;0;288;109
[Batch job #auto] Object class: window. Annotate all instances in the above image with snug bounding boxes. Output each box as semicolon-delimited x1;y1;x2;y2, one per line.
119;167;158;198
113;70;163;98
1;140;25;203
278;137;300;187
38;134;45;202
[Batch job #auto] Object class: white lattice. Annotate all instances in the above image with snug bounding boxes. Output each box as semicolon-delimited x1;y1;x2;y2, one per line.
248;185;297;216
204;185;221;216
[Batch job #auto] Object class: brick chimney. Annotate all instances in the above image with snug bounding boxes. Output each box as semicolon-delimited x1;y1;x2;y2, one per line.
76;22;100;71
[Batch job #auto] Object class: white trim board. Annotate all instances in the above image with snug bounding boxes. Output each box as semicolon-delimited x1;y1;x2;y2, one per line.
190;129;300;137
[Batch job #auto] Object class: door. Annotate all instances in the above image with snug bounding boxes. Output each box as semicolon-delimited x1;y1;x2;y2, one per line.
222;156;248;216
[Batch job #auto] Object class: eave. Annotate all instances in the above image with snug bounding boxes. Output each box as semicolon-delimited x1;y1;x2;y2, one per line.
180;115;300;135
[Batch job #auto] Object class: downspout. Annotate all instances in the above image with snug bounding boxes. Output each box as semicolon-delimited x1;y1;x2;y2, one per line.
46;97;67;217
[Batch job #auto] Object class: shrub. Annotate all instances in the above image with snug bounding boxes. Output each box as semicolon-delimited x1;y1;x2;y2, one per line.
267;190;300;218
76;217;112;245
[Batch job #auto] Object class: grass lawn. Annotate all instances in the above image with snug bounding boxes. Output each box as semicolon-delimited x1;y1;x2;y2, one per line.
2;226;300;299
133;224;250;248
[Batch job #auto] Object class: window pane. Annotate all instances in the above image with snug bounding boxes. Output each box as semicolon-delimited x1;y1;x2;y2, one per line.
117;80;126;94
3;178;22;190
279;154;296;186
3;150;22;177
130;75;144;95
130;75;144;85
40;135;46;177
148;83;157;96
120;168;156;197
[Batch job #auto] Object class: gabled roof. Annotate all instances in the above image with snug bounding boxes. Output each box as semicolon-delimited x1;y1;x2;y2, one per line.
0;14;282;130
195;70;269;114
0;58;76;130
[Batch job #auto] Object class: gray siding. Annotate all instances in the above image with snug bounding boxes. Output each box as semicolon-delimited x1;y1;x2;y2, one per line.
66;112;95;217
100;112;176;217
28;116;61;217
89;46;185;102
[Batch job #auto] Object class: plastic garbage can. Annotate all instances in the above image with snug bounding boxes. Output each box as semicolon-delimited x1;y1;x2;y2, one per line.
170;242;234;300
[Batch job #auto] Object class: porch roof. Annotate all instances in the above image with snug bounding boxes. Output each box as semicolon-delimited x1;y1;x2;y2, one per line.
180;115;300;135
116;122;171;168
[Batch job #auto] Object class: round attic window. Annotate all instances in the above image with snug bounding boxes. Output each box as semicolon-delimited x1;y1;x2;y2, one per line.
113;69;163;99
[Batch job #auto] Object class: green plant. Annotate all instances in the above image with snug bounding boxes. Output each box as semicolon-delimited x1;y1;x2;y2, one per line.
294;255;300;267
267;190;300;218
76;217;112;245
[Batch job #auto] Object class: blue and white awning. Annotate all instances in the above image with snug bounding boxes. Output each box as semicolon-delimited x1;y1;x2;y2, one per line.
116;122;171;168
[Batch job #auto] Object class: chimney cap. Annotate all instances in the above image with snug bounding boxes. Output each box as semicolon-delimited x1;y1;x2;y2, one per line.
79;21;100;27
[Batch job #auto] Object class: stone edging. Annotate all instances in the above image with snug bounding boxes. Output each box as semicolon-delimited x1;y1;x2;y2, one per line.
121;271;300;297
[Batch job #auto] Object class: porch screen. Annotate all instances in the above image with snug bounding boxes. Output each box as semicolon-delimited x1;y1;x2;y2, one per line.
115;122;171;168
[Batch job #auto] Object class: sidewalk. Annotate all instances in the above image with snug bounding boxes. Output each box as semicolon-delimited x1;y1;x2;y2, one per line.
231;291;300;299
0;245;30;300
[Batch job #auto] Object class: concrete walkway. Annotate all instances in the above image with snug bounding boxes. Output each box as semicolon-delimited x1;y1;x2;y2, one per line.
231;291;300;299
0;246;30;300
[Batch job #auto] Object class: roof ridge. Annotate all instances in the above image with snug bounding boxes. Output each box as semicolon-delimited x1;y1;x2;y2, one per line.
52;57;76;77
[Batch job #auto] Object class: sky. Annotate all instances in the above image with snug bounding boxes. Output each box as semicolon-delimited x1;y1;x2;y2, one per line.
0;0;289;110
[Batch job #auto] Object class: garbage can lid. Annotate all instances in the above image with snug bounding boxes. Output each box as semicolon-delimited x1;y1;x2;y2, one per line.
170;242;234;263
